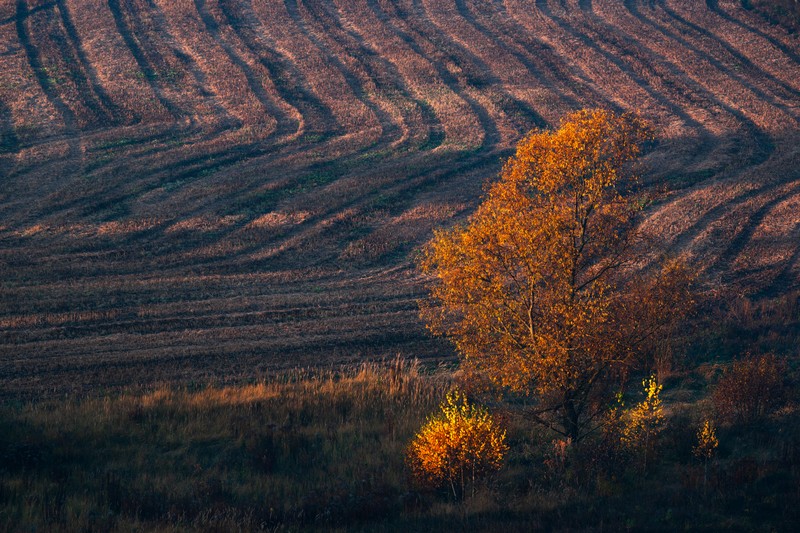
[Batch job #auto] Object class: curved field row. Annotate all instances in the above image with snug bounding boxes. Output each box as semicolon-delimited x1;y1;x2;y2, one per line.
0;0;798;396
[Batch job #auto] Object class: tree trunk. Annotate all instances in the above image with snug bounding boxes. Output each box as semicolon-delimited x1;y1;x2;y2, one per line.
564;395;581;445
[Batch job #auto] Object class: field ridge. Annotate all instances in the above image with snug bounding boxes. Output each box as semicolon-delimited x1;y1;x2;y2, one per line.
0;0;798;396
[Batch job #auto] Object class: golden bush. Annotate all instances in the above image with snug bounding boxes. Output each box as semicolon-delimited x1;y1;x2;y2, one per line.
406;390;508;498
621;375;665;448
619;375;665;470
694;419;719;492
694;419;719;461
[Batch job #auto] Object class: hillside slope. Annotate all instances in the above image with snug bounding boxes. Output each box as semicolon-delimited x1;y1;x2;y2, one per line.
1;0;798;396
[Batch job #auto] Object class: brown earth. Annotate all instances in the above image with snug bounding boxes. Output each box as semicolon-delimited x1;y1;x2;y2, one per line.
0;0;798;397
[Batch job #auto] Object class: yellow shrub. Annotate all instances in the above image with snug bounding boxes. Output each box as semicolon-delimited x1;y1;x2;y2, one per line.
406;390;508;498
619;375;665;471
694;419;719;493
693;419;719;461
621;375;665;449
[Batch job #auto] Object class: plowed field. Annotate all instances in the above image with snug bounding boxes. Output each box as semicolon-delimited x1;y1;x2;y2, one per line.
1;0;798;396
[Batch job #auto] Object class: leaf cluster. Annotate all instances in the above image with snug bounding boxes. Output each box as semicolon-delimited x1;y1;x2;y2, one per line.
620;375;665;449
693;419;719;461
406;390;508;498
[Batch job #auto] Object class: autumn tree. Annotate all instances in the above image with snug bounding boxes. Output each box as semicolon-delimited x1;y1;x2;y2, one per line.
420;109;693;445
407;390;508;499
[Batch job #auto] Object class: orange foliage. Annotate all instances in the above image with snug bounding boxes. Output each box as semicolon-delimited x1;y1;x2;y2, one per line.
420;109;694;443
406;390;507;498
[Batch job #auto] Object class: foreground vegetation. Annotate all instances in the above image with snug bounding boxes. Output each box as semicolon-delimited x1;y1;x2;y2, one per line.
0;360;445;531
1;348;799;532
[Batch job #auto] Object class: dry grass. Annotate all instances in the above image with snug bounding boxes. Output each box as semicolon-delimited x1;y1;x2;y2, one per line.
1;357;799;531
0;358;451;531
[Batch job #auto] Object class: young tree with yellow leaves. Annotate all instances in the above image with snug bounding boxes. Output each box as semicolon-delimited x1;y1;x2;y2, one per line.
694;419;719;494
420;109;693;445
406;390;508;499
621;375;665;471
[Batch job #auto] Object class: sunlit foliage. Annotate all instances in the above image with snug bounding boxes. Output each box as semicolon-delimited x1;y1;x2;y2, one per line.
420;109;694;443
406;390;508;498
621;376;665;447
693;419;719;462
694;418;719;493
621;375;665;470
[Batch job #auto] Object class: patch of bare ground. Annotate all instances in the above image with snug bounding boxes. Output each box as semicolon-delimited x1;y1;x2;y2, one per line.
0;0;798;397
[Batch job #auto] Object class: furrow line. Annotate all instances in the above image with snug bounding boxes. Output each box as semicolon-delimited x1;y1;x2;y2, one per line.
290;0;401;148
535;0;708;132
580;0;776;170
192;0;299;139
56;0;121;126
107;0;185;120
366;0;491;151
143;0;241;134
705;0;800;66
332;0;445;151
216;0;337;138
15;0;82;165
430;0;548;134
617;1;800;126
656;1;800;104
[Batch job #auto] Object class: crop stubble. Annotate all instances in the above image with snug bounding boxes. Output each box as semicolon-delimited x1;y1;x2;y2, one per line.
0;0;798;397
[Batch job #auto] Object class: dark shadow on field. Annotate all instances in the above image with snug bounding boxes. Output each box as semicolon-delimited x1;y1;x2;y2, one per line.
1;0;799;403
707;0;800;63
537;0;786;257
1;129;799;400
0;1;54;27
315;0;446;151
440;0;550;132
0;331;452;399
107;0;183;119
215;0;341;137
459;0;583;112
486;0;610;109
655;1;800;101
538;0;707;134
143;0;239;131
0;98;20;164
764;225;800;296
55;1;125;123
371;0;500;151
408;0;548;133
192;0;298;138
710;181;800;279
284;0;403;147
15;0;81;165
50;0;118;127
